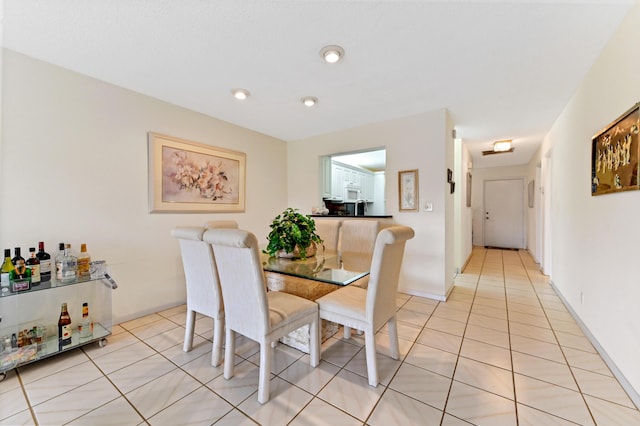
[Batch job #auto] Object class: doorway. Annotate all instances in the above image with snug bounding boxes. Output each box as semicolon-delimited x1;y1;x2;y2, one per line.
483;178;525;249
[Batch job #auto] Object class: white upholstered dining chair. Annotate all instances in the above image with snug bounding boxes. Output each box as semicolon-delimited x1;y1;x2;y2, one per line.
171;220;237;367
314;219;341;252
203;228;320;404
338;219;379;254
316;225;414;387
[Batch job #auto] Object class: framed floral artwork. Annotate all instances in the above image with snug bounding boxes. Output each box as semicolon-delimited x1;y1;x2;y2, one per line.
148;132;246;213
398;169;419;211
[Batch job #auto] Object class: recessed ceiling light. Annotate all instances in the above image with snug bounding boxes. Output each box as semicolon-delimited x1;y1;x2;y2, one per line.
320;45;345;64
301;96;318;107
231;88;250;100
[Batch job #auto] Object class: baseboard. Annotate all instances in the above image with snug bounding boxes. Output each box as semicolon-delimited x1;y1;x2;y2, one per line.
550;280;640;408
113;300;186;326
399;287;448;302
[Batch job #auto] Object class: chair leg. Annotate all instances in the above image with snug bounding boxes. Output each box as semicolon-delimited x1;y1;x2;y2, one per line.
343;326;352;339
388;316;400;360
211;317;224;367
224;328;235;380
309;317;320;367
258;341;273;404
183;309;196;352
364;328;379;387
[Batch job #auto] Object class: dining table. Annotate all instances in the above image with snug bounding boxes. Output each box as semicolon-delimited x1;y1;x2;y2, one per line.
260;249;372;353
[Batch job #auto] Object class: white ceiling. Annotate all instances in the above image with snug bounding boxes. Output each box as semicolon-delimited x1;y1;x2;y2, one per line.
1;1;634;168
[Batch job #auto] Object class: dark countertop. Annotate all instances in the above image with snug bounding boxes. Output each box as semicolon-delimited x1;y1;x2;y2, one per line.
310;214;393;219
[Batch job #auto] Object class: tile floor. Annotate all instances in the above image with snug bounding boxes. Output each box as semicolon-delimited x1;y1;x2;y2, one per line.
1;248;639;425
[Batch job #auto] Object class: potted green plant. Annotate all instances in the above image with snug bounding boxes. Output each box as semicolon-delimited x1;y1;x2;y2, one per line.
264;208;324;259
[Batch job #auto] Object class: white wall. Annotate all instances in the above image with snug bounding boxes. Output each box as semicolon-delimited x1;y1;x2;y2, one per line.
540;4;640;395
455;141;473;271
469;164;529;247
0;50;289;323
287;110;454;300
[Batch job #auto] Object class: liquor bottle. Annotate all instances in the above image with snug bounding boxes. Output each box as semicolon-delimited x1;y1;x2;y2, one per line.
11;247;25;266
1;249;15;290
26;247;41;285
58;244;78;284
77;244;91;278
78;302;93;339
10;257;31;281
55;242;65;281
58;302;72;348
36;242;52;282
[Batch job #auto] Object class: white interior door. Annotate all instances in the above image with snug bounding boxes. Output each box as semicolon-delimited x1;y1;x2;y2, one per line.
484;178;525;249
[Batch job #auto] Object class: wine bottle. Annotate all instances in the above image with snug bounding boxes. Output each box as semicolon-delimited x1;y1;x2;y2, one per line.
77;244;91;278
58;302;72;348
1;249;15;291
26;247;41;285
78;302;93;339
36;242;52;282
11;247;25;266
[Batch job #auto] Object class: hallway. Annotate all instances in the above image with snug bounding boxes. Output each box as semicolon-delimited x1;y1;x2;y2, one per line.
1;248;638;424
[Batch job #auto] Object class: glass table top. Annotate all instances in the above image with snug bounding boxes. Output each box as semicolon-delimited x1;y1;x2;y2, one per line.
261;250;371;286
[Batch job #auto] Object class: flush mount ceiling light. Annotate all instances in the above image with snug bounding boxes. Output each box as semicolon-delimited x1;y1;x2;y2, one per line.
320;45;345;64
493;140;512;152
482;139;514;156
231;88;250;100
301;96;318;107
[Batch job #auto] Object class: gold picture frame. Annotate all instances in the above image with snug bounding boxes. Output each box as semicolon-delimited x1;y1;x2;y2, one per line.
148;132;246;213
398;169;419;211
591;102;639;196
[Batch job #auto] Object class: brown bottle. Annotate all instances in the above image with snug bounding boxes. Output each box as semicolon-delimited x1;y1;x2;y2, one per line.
58;302;72;348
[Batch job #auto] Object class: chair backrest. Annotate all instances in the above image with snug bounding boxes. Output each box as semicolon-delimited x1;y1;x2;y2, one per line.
366;226;415;327
338;220;379;253
204;220;239;230
171;226;223;318
203;228;269;340
314;219;341;252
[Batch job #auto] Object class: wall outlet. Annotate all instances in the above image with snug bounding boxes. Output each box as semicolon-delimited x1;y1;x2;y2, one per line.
425;202;433;212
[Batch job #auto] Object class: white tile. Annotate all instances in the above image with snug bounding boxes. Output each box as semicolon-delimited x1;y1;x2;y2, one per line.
82;330;139;360
279;355;340;395
516;404;576;426
460;338;512;371
180;351;225;384
213;408;258;426
23;360;103;405
511;351;577;391
290;397;361;425
405;342;458;378
18;348;88;384
0;385;29;422
128;318;179;341
396;307;431;326
416;328;463;354
145;326;187;352
320;336;361;367
426;316;467;336
513;373;594;425
160;335;212;366
368;388;443;425
108;353;177;394
510;335;564;363
90;341;156;374
388;363;451;410
125;369;201;419
464;324;510;349
344;346;402;386
67;397;143;425
206;359;264;406
445;380;517;426
562;347;612;377
453;357;514;399
247;343;304;375
584;394;640;425
32;377;120;425
147;386;233;426
120;313;164;330
318;369;384;422
238;377;313;424
571;367;635;408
